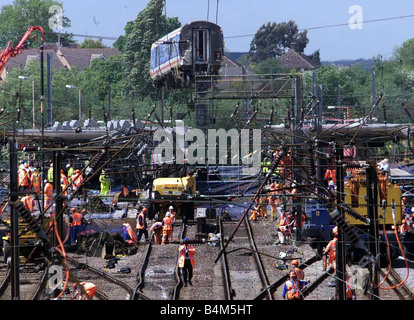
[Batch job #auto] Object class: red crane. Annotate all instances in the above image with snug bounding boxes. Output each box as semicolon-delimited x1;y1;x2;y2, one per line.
0;26;45;76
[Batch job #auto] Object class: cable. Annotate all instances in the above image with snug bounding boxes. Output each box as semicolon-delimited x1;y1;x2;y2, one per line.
224;14;414;40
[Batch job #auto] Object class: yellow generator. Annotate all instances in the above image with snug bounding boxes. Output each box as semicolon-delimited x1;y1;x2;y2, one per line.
344;169;402;226
151;176;196;221
2;219;40;264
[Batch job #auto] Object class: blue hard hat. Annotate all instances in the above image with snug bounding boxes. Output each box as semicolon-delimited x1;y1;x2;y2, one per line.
184;238;188;242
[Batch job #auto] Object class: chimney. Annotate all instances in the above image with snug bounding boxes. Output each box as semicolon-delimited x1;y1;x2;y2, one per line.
290;42;296;51
58;36;65;47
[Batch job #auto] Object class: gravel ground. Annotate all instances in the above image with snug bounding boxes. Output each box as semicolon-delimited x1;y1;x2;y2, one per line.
62;216;414;301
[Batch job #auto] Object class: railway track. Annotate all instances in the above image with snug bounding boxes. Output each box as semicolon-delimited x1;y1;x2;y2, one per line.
379;267;414;300
219;217;274;300
133;221;186;300
0;263;47;300
63;255;135;300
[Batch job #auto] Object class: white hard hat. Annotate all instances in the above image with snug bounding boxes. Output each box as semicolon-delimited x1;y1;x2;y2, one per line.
44;179;48;184
329;180;335;186
169;206;174;210
66;164;70;168
166;212;171;217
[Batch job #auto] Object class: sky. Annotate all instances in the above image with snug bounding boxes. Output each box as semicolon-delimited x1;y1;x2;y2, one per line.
2;0;414;61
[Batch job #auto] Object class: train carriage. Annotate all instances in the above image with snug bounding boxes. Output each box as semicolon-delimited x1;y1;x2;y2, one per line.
150;20;223;87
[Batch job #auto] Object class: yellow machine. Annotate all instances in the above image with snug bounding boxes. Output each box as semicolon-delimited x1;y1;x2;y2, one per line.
2;219;39;264
344;168;402;226
151;176;196;200
151;176;196;220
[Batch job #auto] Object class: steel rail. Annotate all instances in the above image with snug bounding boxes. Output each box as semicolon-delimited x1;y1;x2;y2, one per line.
131;222;185;300
254;254;320;300
31;267;48;300
0;265;48;300
66;256;135;299
244;216;274;300
300;267;334;298
379;267;414;300
132;238;153;300
218;218;233;300
0;269;10;298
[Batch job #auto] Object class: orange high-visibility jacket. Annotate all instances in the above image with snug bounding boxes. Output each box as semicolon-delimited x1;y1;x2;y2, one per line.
21;196;35;213
136;212;146;230
44;182;53;199
178;244;196;268
346;276;354;299
325;237;337;259
70;212;83;227
285;279;301;300
18;169;30;187
162;216;172;231
31;171;41;194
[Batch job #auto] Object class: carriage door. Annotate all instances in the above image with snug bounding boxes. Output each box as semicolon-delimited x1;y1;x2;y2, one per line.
193;29;210;74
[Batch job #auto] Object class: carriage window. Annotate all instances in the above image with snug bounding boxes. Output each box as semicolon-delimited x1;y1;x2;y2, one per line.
194;29;209;64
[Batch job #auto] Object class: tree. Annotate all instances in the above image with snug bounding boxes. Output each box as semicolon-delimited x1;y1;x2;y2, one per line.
0;0;72;48
113;21;134;53
79;38;106;49
393;38;414;68
121;0;181;98
249;20;309;63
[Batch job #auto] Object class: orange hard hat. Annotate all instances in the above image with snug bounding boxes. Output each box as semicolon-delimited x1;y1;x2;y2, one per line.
402;219;406;224
81;209;87;213
143;208;148;212
291;259;299;266
71;208;76;212
289;271;297;277
271;183;275;188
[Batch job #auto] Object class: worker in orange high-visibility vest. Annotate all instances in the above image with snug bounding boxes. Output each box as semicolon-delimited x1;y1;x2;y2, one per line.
71;169;84;197
122;223;136;245
150;221;163;244
324;226;338;273
167;206;176;241
178;237;196;287
282;271;307;300
249;198;260;221
259;195;268;218
345;273;356;300
136;207;149;243
30;168;41;196
21;194;35;213
161;212;173;244
291;259;304;280
69;207;85;244
324;168;336;185
399;219;411;235
18;163;31;192
44;180;53;215
72;282;97;300
277;210;292;245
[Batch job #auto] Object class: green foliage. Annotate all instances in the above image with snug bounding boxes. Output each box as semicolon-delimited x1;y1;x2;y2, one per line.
113;21;134;53
79;39;106;48
121;0;181;98
0;0;73;49
249;20;309;63
252;58;289;74
3;0;414;133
